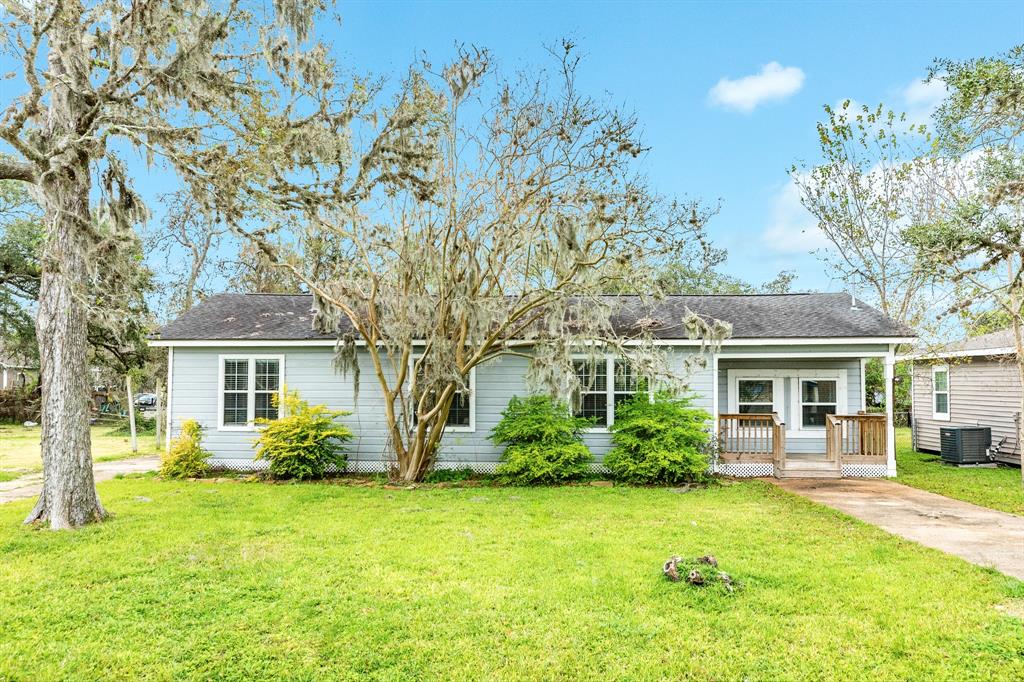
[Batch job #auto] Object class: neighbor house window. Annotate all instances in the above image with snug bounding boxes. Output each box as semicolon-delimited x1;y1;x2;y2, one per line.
737;379;774;414
800;379;838;428
932;365;949;420
218;356;283;429
573;358;640;428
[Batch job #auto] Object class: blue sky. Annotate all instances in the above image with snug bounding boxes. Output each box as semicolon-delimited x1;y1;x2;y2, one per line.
3;1;1020;298
326;0;1023;292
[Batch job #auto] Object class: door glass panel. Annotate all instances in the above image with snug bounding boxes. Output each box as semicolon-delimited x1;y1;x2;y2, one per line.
801;380;836;403
738;379;772;403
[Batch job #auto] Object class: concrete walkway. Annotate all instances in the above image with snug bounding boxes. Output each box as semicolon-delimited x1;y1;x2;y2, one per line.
774;477;1024;580
0;456;161;504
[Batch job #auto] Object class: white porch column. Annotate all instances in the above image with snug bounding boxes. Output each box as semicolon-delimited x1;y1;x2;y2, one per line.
711;352;719;423
885;345;897;476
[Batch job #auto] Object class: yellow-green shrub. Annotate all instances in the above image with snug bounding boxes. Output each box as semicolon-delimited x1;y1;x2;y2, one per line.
161;419;211;479
254;390;353;480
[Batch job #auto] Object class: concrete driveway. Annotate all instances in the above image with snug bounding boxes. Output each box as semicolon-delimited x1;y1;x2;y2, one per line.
0;456;161;505
774;477;1024;581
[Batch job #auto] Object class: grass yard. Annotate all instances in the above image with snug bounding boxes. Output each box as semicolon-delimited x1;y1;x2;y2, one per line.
0;422;159;479
896;428;1024;515
1;478;1022;680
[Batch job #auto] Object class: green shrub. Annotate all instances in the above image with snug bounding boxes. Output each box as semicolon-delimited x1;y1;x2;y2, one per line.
490;395;593;484
112;413;156;435
254;390;353;480
604;392;713;484
161;419;211;479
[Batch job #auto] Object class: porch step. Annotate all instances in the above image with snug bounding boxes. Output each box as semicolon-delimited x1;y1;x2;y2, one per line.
775;467;842;479
775;458;842;479
780;458;836;470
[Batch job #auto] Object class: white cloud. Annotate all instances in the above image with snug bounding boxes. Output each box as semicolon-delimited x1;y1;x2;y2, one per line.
761;178;831;254
708;62;805;113
902;76;947;127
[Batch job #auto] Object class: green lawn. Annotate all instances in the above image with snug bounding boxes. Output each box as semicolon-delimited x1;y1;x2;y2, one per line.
0;422;159;479
1;478;1022;680
896;428;1024;515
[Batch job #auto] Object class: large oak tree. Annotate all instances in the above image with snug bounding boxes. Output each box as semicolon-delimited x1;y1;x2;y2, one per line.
0;0;430;526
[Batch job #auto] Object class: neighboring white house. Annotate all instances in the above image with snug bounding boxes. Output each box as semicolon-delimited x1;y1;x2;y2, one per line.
150;292;914;478
901;329;1022;466
0;350;36;391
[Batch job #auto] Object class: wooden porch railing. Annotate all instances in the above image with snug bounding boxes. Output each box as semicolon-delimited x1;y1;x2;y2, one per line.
825;413;887;463
718;413;786;465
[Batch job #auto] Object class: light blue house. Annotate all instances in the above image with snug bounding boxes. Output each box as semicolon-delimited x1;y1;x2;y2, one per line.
152;293;914;478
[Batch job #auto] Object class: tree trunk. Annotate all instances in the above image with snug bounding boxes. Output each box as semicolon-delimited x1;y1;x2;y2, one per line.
24;34;105;527
391;390;454;483
25;174;105;527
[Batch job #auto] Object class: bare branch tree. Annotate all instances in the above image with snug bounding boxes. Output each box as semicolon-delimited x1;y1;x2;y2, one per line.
149;192;228;315
792;101;941;329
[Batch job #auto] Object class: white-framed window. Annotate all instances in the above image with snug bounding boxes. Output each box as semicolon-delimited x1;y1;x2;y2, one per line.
932;364;950;421
410;358;476;432
799;378;838;429
574;358;608;426
572;357;641;429
737;378;775;414
217;355;284;431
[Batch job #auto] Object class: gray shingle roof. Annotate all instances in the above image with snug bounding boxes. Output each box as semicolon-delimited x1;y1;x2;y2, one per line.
154;292;913;342
916;329;1016;357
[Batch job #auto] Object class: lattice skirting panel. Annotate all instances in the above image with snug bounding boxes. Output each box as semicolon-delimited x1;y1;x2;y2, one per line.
713;461;775;477
207;458;267;472
206;458;509;474
841;463;888;478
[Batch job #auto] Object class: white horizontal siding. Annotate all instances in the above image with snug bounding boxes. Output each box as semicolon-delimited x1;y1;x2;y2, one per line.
911;359;1021;465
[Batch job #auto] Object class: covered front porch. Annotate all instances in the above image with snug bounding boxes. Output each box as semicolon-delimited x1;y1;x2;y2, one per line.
709;347;897;478
716;412;890;478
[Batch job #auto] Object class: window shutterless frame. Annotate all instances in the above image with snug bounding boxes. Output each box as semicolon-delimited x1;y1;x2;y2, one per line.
216;355;285;431
408;356;476;433
932;364;950;421
571;356;646;432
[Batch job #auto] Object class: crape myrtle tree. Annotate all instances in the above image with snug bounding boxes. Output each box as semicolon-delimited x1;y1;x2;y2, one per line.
240;44;729;483
0;0;414;527
907;46;1024;484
